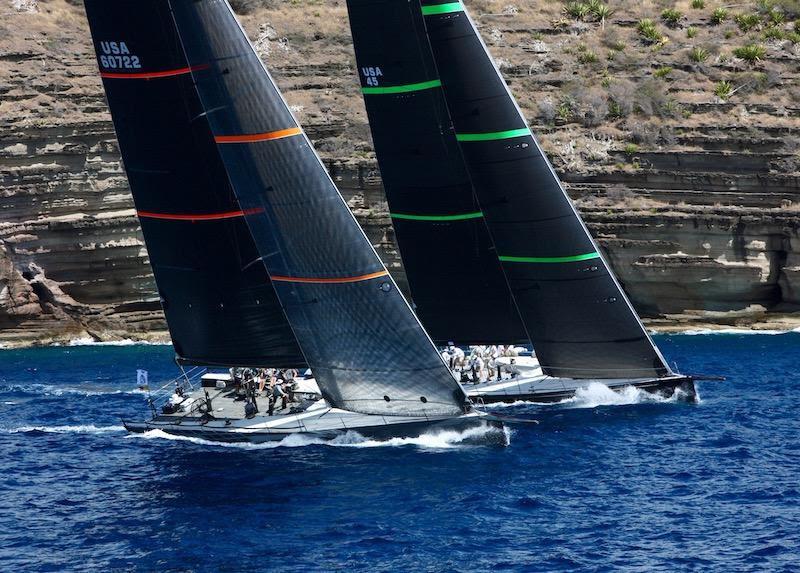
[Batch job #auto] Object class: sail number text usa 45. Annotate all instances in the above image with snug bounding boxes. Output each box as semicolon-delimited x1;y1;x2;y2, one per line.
361;66;383;86
98;41;141;70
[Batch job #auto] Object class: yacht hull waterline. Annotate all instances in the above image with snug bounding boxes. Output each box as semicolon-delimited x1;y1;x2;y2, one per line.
468;375;697;405
123;406;504;444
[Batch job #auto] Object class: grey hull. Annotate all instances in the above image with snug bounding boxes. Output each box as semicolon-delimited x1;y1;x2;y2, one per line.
123;411;504;444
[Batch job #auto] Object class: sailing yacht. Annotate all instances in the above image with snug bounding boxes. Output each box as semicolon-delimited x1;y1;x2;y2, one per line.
345;0;697;403
84;0;499;442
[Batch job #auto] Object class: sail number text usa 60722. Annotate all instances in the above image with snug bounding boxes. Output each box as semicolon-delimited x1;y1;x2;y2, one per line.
98;41;141;69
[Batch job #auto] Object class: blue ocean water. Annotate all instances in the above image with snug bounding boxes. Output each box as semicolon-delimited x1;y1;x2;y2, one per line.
1;333;798;572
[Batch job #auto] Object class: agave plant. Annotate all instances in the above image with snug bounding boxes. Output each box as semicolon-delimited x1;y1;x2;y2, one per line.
733;43;767;63
638;18;663;44
714;80;733;100
689;46;709;62
564;2;590;20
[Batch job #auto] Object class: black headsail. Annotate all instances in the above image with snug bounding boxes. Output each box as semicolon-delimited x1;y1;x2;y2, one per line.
83;0;306;367
420;0;671;379
347;0;671;379
168;0;466;416
344;0;527;345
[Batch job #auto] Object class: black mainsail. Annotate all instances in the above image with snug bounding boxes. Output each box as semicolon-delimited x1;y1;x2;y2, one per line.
345;0;527;345
168;0;466;416
84;0;305;368
348;0;672;379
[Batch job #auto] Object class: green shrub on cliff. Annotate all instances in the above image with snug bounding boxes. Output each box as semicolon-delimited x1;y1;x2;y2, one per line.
734;43;767;62
690;46;710;62
691;0;705;8
661;8;683;27
735;13;762;31
654;66;673;79
565;2;590;20
638;19;664;43
714;80;733;100
711;8;729;24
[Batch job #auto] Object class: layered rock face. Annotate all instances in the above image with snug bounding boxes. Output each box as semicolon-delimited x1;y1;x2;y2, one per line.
0;0;798;346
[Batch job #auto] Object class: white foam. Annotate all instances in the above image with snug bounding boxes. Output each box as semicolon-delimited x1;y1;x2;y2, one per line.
61;337;171;347
4;424;125;434
557;382;686;409
669;327;800;336
1;383;146;397
127;422;508;450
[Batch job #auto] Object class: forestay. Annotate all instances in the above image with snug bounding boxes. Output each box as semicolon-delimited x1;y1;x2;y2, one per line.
84;0;306;368
169;0;467;416
345;0;527;345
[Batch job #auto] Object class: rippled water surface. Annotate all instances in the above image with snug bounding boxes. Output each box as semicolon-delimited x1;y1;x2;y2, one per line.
1;334;798;572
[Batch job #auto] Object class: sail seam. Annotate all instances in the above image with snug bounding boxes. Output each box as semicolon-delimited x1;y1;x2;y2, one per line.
100;64;209;79
215;127;302;144
498;253;600;263
455;128;532;142
137;208;262;221
391;211;483;221
362;79;442;94
422;2;464;15
270;270;389;284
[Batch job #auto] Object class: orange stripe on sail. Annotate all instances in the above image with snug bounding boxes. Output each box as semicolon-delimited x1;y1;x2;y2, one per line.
270;270;390;284
214;127;302;144
137;207;263;221
100;64;209;79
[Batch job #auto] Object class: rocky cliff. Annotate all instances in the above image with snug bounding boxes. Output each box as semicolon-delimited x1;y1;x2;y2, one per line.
0;0;798;346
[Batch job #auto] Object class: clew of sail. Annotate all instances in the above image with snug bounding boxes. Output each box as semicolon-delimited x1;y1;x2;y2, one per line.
168;0;467;416
83;0;305;368
344;0;527;346
409;0;671;379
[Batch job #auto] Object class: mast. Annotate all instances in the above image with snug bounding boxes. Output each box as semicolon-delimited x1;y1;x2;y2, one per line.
420;0;672;379
83;0;305;368
168;0;467;416
344;0;527;345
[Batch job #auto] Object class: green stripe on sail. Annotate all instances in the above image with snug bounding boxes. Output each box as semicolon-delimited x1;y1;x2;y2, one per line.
422;2;464;15
499;253;601;264
455;128;532;142
391;211;483;222
361;79;442;95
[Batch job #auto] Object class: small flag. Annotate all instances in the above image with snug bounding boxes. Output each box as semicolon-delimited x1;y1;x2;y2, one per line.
137;369;149;389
